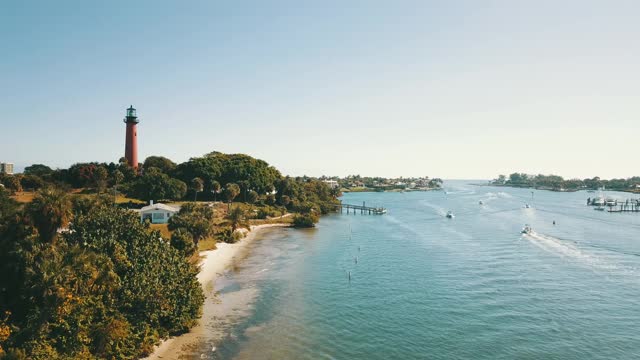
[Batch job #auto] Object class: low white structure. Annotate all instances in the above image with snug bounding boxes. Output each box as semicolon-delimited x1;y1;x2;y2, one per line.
323;180;339;189
140;201;179;224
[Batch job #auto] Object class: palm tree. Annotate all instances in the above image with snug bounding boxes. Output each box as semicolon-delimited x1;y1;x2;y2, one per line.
191;177;204;202
209;180;221;202
227;206;247;232
27;188;72;243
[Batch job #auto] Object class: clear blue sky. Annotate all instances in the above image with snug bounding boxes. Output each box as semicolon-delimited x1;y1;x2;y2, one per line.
2;1;639;179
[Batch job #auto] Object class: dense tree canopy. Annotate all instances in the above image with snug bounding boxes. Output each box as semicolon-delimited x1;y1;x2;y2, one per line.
172;152;281;197
23;164;53;177
126;168;187;201
143;156;177;174
0;201;203;359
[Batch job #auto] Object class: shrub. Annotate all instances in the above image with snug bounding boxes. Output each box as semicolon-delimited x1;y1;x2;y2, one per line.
292;213;319;228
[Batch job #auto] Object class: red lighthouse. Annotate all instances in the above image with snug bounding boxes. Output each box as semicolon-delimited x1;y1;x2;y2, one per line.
124;105;139;170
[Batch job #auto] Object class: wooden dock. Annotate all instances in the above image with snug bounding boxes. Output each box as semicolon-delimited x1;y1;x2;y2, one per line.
607;199;640;213
335;201;387;215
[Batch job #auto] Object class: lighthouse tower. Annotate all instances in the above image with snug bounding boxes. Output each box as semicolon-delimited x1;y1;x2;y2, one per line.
123;105;139;170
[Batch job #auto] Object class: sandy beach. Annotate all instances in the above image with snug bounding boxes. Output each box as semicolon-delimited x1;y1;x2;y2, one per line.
143;223;289;360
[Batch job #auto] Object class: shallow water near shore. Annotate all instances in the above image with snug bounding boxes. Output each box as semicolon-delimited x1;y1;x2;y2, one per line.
195;181;640;359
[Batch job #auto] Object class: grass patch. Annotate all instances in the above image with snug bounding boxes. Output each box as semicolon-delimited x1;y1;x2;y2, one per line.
197;237;217;252
149;223;172;239
10;191;36;203
116;195;146;204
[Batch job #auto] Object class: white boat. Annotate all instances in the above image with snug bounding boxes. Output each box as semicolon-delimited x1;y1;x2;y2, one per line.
605;198;617;207
591;197;605;206
521;224;533;234
446;211;454;219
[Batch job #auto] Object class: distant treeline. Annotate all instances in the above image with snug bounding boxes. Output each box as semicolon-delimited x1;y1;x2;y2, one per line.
0;151;341;215
320;175;443;190
492;173;640;192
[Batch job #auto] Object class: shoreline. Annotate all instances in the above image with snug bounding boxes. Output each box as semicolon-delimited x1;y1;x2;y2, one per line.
477;183;640;195
143;223;290;360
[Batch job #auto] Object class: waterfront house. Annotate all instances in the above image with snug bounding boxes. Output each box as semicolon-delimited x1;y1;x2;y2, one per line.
323;180;339;189
140;201;179;224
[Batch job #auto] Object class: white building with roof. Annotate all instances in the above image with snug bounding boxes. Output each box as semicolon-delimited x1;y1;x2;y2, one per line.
323;180;339;189
140;201;179;224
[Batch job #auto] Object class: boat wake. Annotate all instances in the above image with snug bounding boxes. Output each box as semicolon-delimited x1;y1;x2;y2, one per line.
420;201;448;217
525;231;639;278
485;191;513;199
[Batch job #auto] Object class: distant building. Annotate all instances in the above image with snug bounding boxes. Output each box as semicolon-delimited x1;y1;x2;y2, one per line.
323;180;339;189
0;163;14;175
139;201;179;224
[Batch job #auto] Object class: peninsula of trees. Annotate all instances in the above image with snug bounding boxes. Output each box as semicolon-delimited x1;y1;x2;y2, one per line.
0;151;342;359
491;173;640;193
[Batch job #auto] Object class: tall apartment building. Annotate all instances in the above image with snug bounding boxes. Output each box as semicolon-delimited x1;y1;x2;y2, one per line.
0;163;14;175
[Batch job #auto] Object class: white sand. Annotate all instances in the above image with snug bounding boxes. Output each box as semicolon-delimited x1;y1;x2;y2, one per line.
143;223;289;360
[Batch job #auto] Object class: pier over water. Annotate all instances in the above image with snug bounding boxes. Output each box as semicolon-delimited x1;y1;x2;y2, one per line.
335;201;387;215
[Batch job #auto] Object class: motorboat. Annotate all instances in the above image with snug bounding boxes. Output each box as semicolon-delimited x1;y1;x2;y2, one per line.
591;197;605;206
605;198;617;207
521;224;533;234
446;211;455;219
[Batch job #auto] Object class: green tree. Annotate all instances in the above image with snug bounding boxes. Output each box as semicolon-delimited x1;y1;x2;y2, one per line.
293;212;319;228
128;168;187;201
226;206;248;232
111;169;124;203
209;180;221;202
223;183;240;203
191;177;204;202
23;164;53;177
143;156;177;173
94;166;109;193
170;228;197;258
26;188;72;243
1;175;22;194
19;174;44;191
168;204;216;245
246;190;259;204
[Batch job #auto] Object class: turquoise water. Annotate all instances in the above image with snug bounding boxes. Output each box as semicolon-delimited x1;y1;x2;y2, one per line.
205;181;640;359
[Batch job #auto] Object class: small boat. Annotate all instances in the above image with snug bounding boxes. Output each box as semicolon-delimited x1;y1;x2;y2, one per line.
446;211;454;219
605;198;617;207
591;197;605;206
521;224;533;234
479;200;484;205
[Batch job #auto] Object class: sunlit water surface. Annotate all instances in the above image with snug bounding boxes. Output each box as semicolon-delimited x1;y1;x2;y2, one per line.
197;181;640;359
